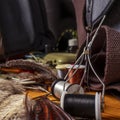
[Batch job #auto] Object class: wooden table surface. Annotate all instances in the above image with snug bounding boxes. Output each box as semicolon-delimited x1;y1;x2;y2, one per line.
28;90;120;120
102;95;120;120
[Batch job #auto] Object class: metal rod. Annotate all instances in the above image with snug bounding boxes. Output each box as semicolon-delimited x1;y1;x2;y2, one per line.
63;15;106;102
88;15;106;48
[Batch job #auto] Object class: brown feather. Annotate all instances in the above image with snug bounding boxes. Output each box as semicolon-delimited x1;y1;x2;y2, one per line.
0;79;27;120
27;96;75;120
0;59;57;80
0;59;57;91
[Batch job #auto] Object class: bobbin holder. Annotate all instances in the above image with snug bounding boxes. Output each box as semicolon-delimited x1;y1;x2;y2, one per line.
63;15;106;103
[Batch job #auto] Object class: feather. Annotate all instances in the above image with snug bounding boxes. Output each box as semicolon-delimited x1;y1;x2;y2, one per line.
0;94;26;120
0;78;24;94
0;59;57;80
0;78;75;120
0;60;75;120
27;96;75;120
0;79;27;120
0;59;57;91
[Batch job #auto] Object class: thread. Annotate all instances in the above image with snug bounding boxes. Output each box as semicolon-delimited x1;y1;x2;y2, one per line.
60;92;101;120
66;65;85;84
51;79;84;99
56;64;68;79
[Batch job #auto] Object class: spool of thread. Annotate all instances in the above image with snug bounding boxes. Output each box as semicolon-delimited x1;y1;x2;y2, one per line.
60;92;101;120
56;64;68;79
66;65;85;84
51;79;84;99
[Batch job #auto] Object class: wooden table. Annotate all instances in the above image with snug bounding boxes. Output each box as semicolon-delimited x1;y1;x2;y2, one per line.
28;90;120;120
102;95;120;120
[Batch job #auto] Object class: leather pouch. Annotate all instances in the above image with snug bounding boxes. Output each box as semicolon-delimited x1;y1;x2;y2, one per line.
73;0;120;95
89;26;120;93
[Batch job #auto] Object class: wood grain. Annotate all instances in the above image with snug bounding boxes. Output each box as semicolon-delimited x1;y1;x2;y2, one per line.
102;95;120;120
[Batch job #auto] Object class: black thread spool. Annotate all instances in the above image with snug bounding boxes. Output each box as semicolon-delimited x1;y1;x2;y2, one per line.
51;79;84;99
60;92;101;120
